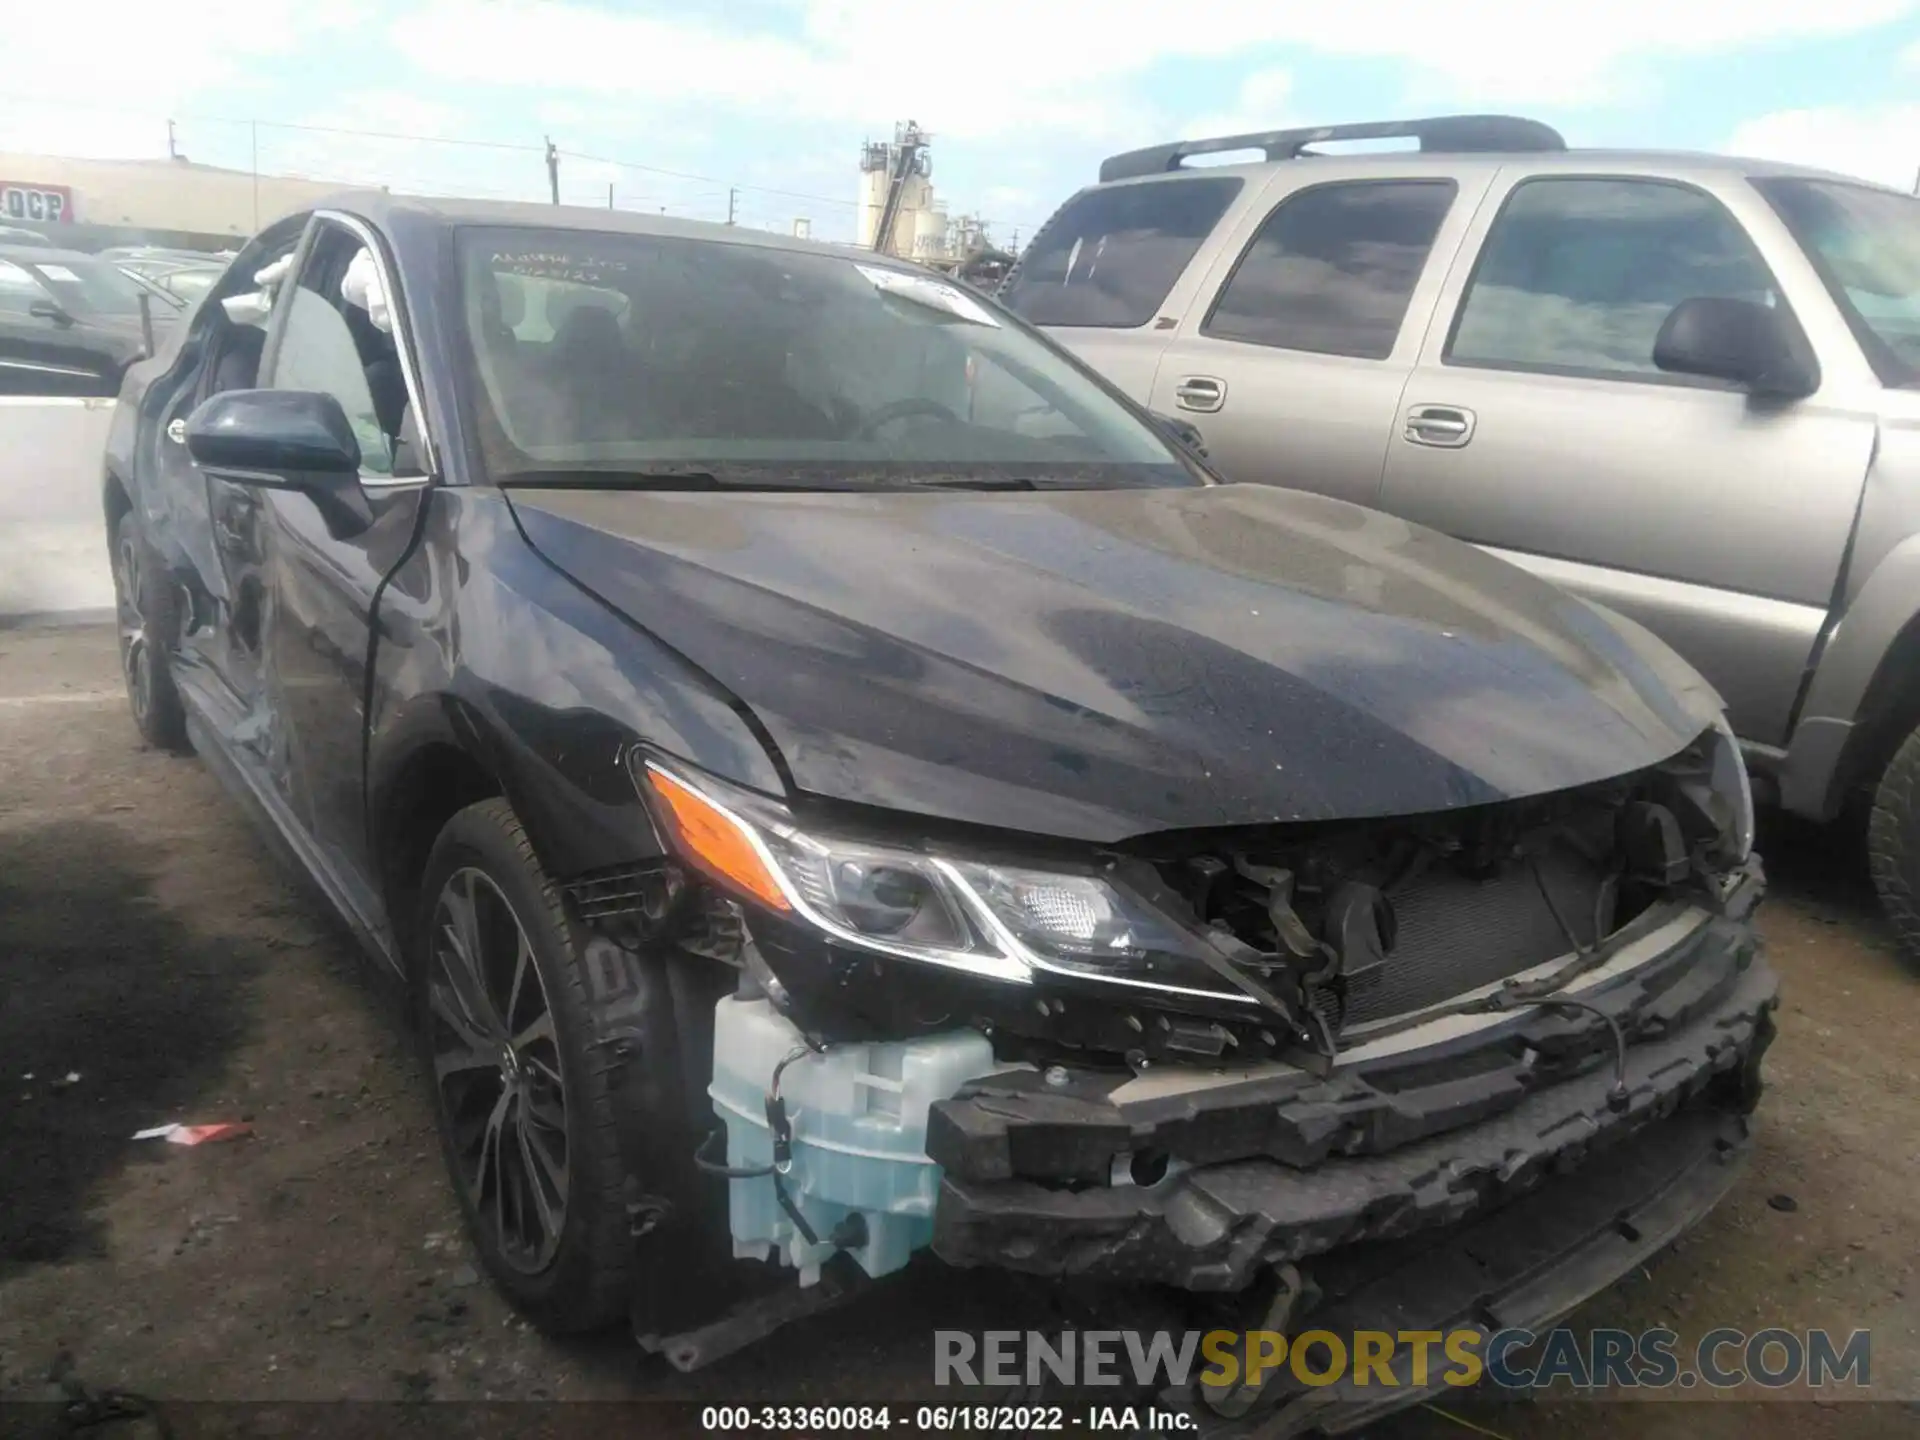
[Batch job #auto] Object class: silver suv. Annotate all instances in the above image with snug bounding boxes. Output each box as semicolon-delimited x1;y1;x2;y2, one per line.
1004;114;1920;953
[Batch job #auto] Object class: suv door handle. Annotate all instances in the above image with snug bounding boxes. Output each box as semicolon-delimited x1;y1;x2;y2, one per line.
1174;376;1226;413
166;418;187;445
1403;404;1475;448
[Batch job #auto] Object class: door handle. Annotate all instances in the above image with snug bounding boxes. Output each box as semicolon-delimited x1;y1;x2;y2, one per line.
1403;404;1475;448
166;418;187;445
1174;375;1226;414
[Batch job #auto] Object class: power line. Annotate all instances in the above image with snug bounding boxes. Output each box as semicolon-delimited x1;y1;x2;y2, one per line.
0;92;549;154
557;146;856;212
0;92;1015;243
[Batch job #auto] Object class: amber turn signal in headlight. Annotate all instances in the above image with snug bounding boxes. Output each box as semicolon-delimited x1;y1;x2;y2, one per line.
643;764;791;912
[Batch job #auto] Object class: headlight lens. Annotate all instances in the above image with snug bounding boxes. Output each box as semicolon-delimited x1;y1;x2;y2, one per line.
1709;713;1755;862
639;758;1252;1002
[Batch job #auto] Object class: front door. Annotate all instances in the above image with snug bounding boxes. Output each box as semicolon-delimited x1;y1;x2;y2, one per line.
152;228;296;723
214;213;435;925
1379;171;1877;745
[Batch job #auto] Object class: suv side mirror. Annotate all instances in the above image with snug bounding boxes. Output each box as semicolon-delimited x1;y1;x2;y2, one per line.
184;389;372;536
1653;296;1817;399
28;296;73;327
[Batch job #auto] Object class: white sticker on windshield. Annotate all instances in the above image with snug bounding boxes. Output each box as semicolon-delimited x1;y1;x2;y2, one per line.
854;264;999;327
37;264;80;284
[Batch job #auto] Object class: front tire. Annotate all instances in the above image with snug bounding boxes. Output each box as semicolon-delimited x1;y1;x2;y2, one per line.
111;510;189;752
415;799;635;1331
1868;727;1920;965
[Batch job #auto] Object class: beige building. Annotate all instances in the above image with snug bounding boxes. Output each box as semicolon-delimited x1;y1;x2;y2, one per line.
0;151;357;240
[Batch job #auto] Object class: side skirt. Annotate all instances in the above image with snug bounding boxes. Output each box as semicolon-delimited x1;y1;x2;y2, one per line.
174;663;403;979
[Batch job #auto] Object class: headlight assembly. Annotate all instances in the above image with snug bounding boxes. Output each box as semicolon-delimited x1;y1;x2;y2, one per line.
1708;713;1755;863
639;758;1257;1005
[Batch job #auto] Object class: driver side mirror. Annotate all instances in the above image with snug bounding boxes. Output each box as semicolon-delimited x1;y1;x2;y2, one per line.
1653;296;1818;400
28;297;73;327
184;389;372;537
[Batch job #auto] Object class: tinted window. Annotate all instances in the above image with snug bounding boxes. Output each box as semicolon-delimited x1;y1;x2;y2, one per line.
1000;177;1241;329
494;269;630;342
0;258;47;315
1202;180;1457;360
23;257;148;317
1449;178;1777;379
269;228;399;476
1759;178;1920;388
163;268;219;301
456;227;1196;489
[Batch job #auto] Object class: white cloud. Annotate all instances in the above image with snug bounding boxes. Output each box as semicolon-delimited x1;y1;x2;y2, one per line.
388;0;1918;131
1181;67;1299;144
1727;106;1920;189
0;2;367;159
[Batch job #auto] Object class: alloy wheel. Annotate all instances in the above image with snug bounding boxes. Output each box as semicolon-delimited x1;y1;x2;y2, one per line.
114;531;151;724
428;867;570;1273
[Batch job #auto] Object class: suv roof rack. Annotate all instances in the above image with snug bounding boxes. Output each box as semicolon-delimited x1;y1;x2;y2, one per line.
1098;114;1566;183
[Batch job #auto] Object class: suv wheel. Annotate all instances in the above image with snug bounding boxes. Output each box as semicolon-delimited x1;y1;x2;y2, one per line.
112;511;189;752
415;798;636;1332
1868;726;1920;964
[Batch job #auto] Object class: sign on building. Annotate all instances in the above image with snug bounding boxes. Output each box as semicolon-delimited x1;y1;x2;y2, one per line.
1;182;76;224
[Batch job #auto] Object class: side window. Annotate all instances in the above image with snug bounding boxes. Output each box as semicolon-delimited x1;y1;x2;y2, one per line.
267;224;404;477
999;176;1243;329
1447;177;1778;380
0;259;47;315
1202;180;1459;360
0;259;115;398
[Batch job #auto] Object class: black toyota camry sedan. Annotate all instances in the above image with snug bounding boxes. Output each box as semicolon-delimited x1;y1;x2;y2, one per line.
103;195;1775;1429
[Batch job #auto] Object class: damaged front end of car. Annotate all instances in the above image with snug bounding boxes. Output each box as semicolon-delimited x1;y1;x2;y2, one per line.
579;710;1774;1423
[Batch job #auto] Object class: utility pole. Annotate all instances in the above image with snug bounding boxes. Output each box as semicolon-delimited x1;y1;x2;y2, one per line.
608;182;614;210
727;187;738;225
166;119;180;160
545;137;560;205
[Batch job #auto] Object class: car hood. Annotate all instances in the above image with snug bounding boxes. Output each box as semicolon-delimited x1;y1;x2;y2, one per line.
508;483;1721;843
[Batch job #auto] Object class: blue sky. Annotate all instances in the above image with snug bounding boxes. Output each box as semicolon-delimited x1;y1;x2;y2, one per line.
5;1;1918;245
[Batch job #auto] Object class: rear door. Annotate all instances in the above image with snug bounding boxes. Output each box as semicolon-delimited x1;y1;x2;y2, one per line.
1145;165;1491;507
1377;169;1878;744
1001;174;1249;402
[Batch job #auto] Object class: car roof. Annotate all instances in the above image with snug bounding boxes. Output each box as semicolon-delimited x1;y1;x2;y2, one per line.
0;244;101;265
112;247;222;261
314;190;928;273
1088;115;1903;193
1126;150;1882;189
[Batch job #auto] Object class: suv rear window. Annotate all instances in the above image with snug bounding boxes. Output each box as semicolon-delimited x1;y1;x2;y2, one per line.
1202;179;1458;360
1000;177;1242;329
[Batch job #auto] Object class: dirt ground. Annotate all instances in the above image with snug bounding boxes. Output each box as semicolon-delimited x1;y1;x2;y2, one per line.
2;621;1918;1439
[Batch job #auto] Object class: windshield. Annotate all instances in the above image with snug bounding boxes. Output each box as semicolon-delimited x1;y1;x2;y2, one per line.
164;268;219;301
119;268;186;310
24;256;148;317
454;226;1197;489
1758;178;1920;387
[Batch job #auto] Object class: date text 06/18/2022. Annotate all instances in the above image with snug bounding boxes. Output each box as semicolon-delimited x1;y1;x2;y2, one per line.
699;1405;1190;1432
